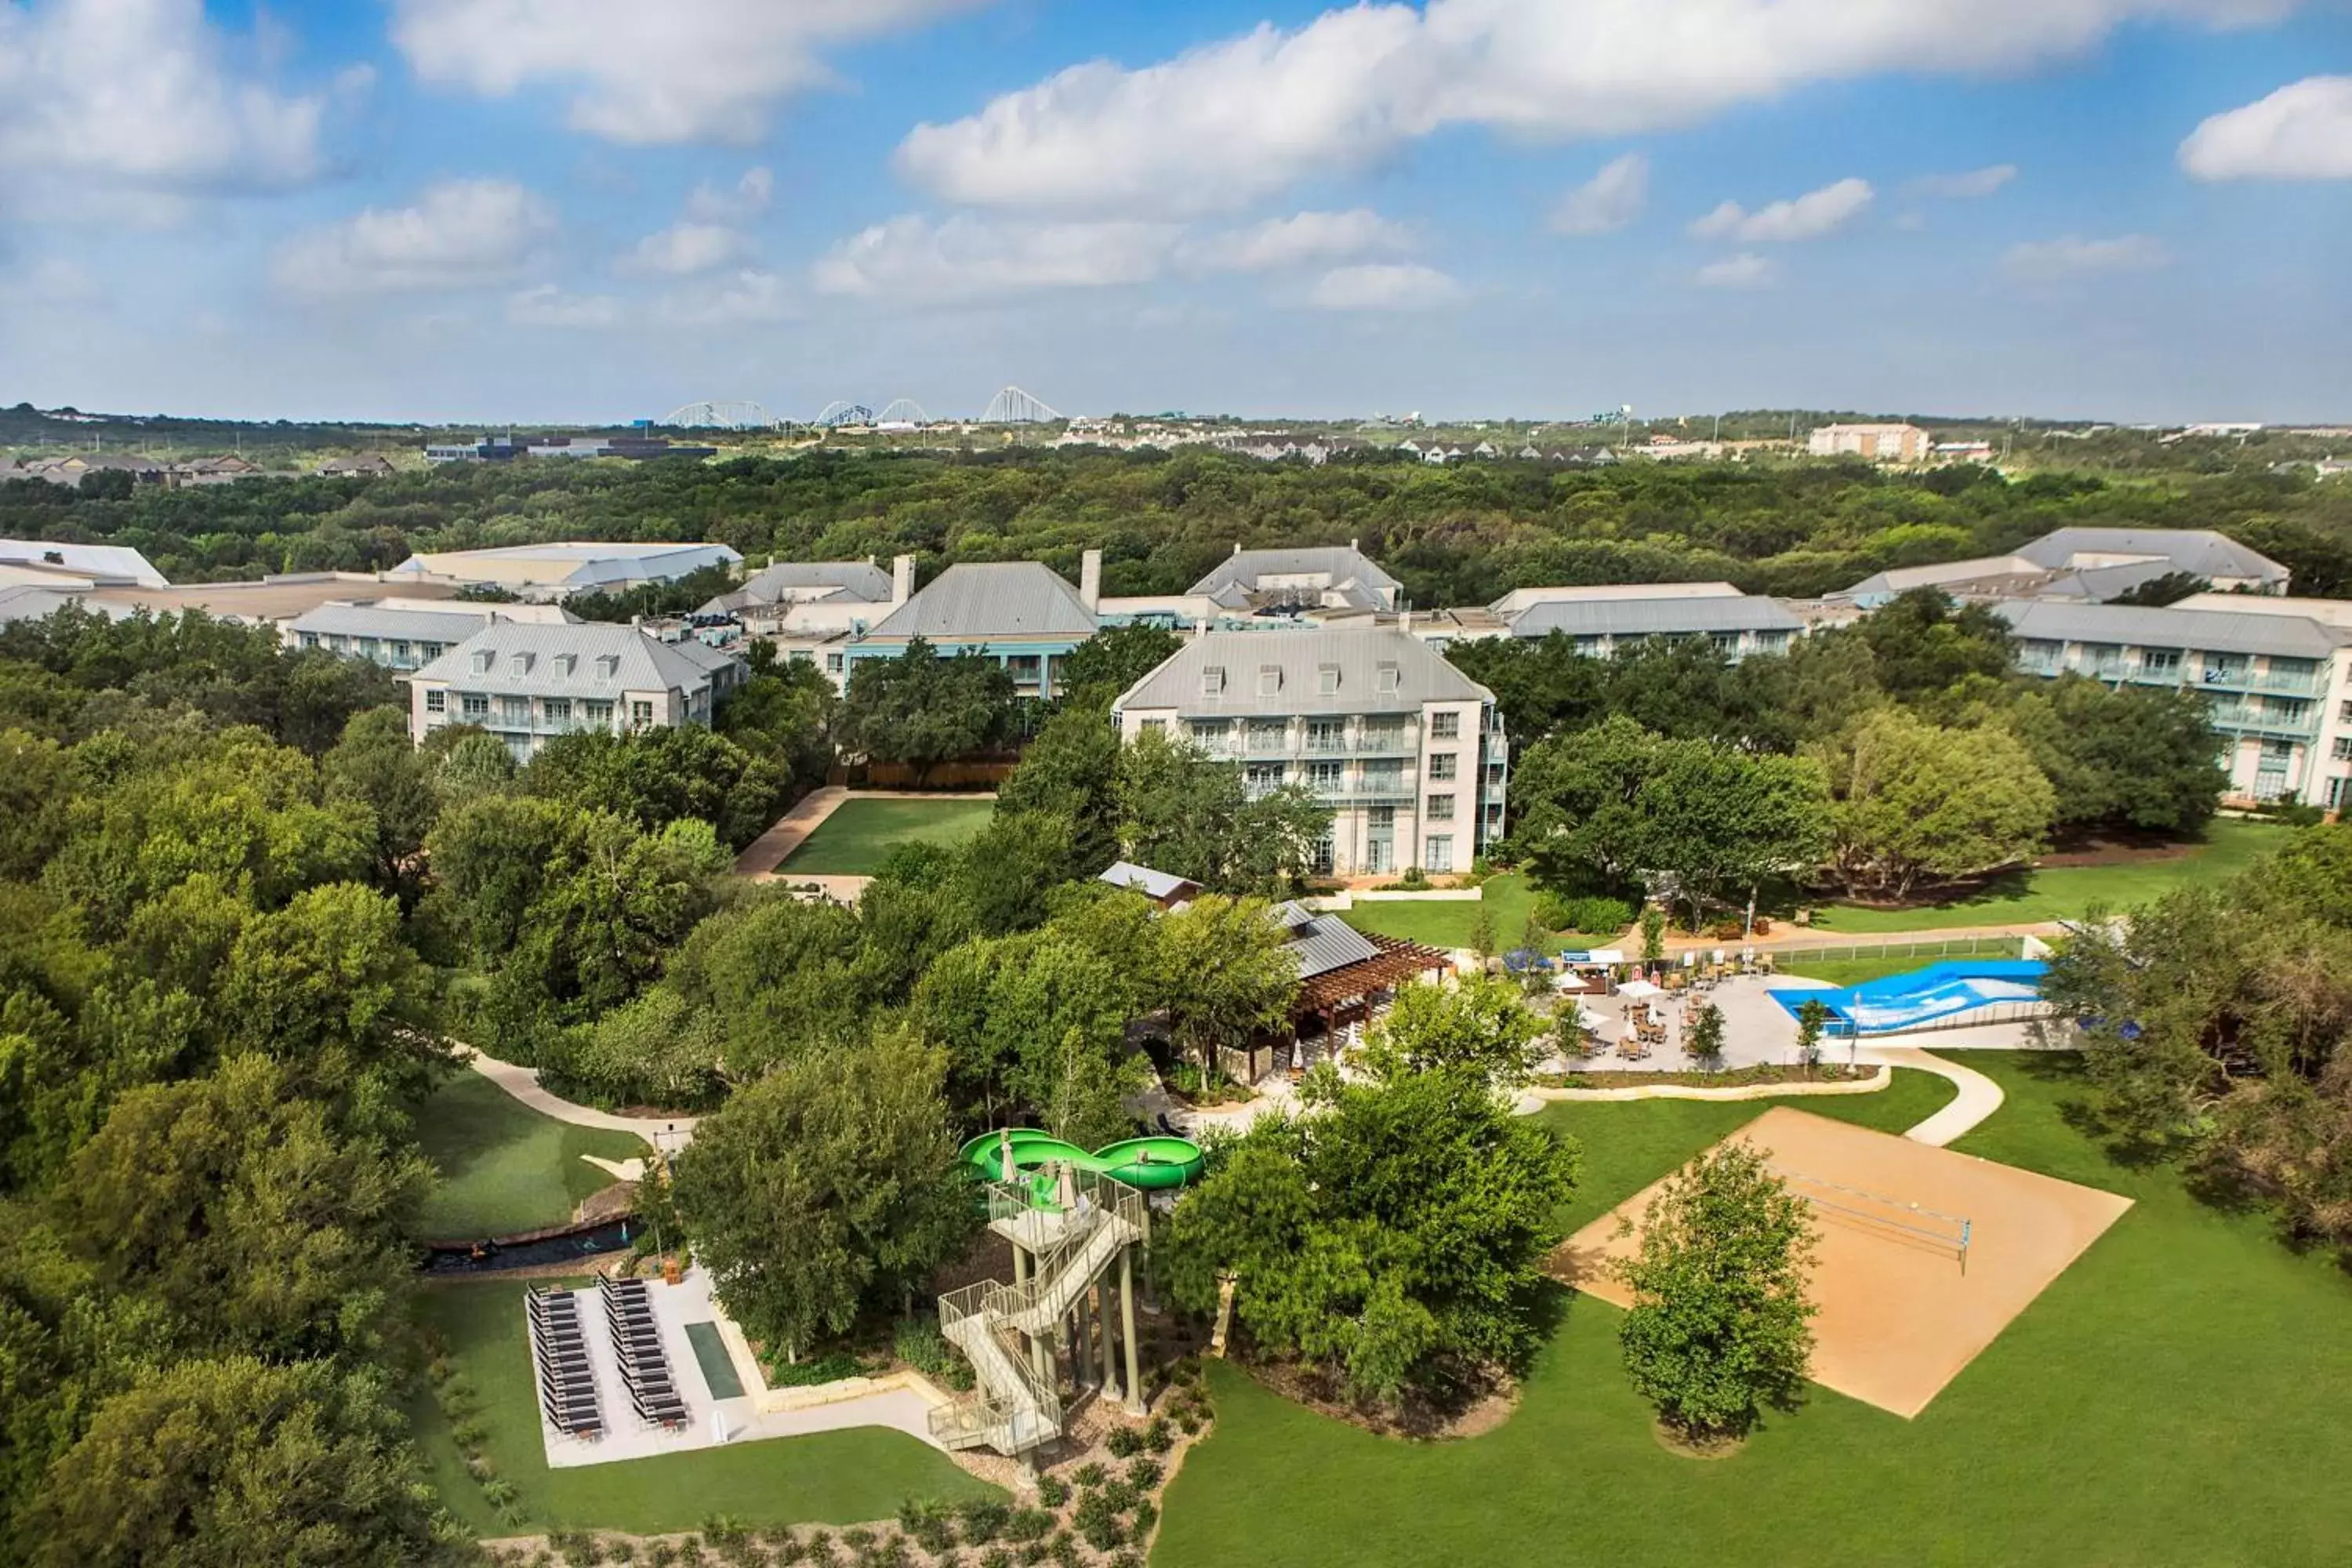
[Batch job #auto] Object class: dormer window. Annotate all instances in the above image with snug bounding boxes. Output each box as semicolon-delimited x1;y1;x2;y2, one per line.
470;649;493;674
510;652;533;677
1201;666;1226;697
554;653;577;677
1258;665;1282;696
596;654;622;678
1318;664;1341;695
1375;663;1400;695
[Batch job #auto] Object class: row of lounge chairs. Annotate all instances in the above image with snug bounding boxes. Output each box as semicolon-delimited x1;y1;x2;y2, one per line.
603;1279;688;1429
528;1287;603;1439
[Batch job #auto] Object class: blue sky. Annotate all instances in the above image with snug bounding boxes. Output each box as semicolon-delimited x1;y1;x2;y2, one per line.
0;0;2347;425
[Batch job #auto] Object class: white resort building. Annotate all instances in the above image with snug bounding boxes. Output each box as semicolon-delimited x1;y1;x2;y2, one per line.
408;622;746;760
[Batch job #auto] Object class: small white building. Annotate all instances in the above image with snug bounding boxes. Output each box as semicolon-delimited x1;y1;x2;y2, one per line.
408;622;747;760
1808;423;1932;463
1112;627;1508;877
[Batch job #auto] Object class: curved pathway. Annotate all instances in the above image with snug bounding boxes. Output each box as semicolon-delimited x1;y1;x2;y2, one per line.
1861;1045;2005;1147
457;1045;699;1147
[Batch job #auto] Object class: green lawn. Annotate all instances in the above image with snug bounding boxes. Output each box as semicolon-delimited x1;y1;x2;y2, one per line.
778;797;996;875
1156;1053;2352;1568
412;1283;995;1537
1342;873;1603;951
412;1074;649;1240
1778;936;2022;989
1807;818;2289;934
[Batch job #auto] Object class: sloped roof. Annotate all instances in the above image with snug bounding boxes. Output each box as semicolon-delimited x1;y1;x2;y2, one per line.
1275;901;1382;979
2016;528;2287;584
0;586;86;625
1508;594;1803;639
1186;546;1403;611
1992;599;2349;660
865;561;1097;641
735;560;894;604
0;539;169;588
412;621;740;696
1116;627;1492;717
1098;862;1201;901
287;604;510;643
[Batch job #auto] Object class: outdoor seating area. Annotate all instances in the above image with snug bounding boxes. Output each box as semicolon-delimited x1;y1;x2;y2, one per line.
604;1279;689;1431
528;1286;604;1442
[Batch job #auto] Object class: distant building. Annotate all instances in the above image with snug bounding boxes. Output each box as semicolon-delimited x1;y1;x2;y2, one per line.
384;542;742;601
701;557;904;631
1500;593;1804;660
1487;581;1745;620
317;453;397;478
425;435;715;463
1185;543;1403;615
285;601;575;672
836;557;1101;699
1808;423;1932;463
0;539;169;588
1112;627;1508;877
1835;527;2288;609
1097;862;1203;909
9;452;169;487
408;622;747;759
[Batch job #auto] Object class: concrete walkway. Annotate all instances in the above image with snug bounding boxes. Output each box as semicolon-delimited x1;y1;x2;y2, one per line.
733;788;998;880
459;1045;698;1148
1864;1046;2006;1148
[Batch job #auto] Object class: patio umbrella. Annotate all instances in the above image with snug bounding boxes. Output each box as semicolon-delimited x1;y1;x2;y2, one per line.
1619;978;1662;999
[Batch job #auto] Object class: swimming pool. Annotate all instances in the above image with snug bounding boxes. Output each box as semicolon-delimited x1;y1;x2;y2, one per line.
1769;960;2050;1036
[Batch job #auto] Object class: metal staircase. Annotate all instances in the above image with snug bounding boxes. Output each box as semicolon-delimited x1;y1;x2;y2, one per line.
927;1169;1145;1457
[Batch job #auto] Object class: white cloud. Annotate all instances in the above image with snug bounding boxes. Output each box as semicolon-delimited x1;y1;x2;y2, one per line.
1690;177;1872;241
1549;153;1648;235
2000;234;2169;281
0;0;332;188
1694;252;1774;288
392;0;978;145
1904;163;2017;198
894;0;2286;215
1305;262;1464;311
811;215;1178;303
659;269;798;326
2180;75;2352;180
685;167;775;223
508;284;620;328
622;221;754;276
1187;209;1410;272
271;180;555;297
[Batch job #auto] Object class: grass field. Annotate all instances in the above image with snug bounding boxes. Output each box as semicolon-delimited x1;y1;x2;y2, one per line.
1156;1052;2352;1568
1341;873;1602;950
778;797;996;875
412;1075;648;1240
1807;818;2288;934
1777;936;2022;988
411;1283;995;1537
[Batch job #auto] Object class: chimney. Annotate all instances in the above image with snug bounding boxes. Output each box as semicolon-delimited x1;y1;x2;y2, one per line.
1400;608;1413;633
1079;548;1102;613
1232;542;1242;557
891;554;916;607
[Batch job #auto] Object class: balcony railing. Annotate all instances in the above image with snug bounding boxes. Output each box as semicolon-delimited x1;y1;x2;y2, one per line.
2204;702;2317;738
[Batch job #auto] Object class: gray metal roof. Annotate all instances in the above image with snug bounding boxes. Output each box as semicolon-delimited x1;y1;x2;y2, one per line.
1116;627;1493;717
412;621;742;696
1992;599;2350;659
0;539;169;588
865;561;1098;641
2015;528;2287;584
1276;901;1382;979
0;586;84;626
734;560;894;604
1098;862;1200;901
287;604;505;643
1508;594;1803;639
1186;546;1402;611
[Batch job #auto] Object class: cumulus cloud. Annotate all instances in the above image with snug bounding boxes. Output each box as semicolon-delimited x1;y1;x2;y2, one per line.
393;0;979;145
2180;75;2352;180
685;166;775;223
811;214;1178;303
1904;164;2018;198
894;0;2283;215
1305;262;1464;310
1186;209;1410;272
508;284;620;328
1694;252;1774;288
659;269;797;326
1690;177;1872;241
1549;152;1649;235
2000;233;2168;281
0;0;333;188
622;221;755;276
272;179;555;297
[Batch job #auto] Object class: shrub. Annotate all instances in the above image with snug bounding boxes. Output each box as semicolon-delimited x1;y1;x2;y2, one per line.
767;1352;873;1388
1072;1493;1124;1552
1035;1475;1068;1508
1144;1415;1174;1454
1098;1479;1138;1513
954;1498;1009;1543
1015;1544;1048;1566
893;1318;969;1389
1130;1499;1159;1540
480;1478;520;1510
1103;1425;1144;1458
1123;1456;1162;1492
1003;1508;1055;1544
1542;894;1633;935
978;1550;1013;1568
896;1500;955;1555
1071;1462;1107;1490
1049;1535;1083;1568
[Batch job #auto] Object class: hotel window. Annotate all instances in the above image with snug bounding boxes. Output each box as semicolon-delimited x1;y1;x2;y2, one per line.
1307;760;1342;793
1306;719;1345;752
1425;793;1455;821
425;689;446;713
544;698;572;724
1201;666;1227;697
1375;663;1400;695
1141;718;1168;737
299;632;319;649
1244;762;1285;793
583;700;614;727
1428;752;1457;781
826;653;844;675
1258;664;1283;696
499;697;530;727
1430;711;1461;739
1188;719;1229;746
460;694;488;721
2140;648;2181;674
1367;806;1395;829
2332;737;2352;762
1425;834;1454;874
1317;664;1341;695
630;700;655;727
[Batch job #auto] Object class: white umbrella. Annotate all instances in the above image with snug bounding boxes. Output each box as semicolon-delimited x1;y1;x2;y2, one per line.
1619;978;1662;999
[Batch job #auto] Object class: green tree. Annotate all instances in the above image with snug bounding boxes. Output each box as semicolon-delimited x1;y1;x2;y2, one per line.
1794;998;1831;1072
1640;742;1830;931
321;708;441;906
1056;622;1181;703
1617;1142;1818;1441
1854;588;2014;701
1146;895;1299;1073
837;640;1017;783
2001;677;2222;837
558;985;725;1110
1363;975;1544;1083
26;1356;459;1568
994;704;1123;877
1639;906;1667;965
1113;728;1330;896
216;882;430;1104
1813;707;2056;899
671;1033;973;1359
1689;1002;1726;1069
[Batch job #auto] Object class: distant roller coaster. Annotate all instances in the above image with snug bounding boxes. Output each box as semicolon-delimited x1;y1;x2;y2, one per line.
876;397;930;426
660;399;778;430
815;401;875;427
980;386;1061;424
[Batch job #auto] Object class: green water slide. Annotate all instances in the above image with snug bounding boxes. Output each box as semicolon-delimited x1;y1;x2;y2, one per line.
960;1128;1207;1192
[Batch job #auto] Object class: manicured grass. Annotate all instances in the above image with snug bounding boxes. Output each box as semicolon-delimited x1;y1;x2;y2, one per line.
778;797;996;875
412;1282;996;1537
1342;873;1617;952
1156;1053;2352;1568
1779;936;2022;989
412;1074;648;1240
1807;818;2289;934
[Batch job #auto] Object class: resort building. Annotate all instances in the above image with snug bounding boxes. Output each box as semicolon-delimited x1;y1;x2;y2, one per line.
1836;527;2289;609
0;538;169;588
1185;543;1403;615
1500;592;1805;660
1112;627;1508;877
383;542;742;601
407;622;747;760
1993;599;2352;808
284;601;574;671
702;557;911;660
834;557;1101;699
1808;423;1933;463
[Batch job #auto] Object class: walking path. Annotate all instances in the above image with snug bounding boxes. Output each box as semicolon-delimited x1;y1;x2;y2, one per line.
1863;1046;2006;1148
733;787;996;879
458;1045;699;1147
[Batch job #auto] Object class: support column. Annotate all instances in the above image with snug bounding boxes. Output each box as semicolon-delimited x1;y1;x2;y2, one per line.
1073;1297;1094;1388
1119;1247;1145;1416
1096;1276;1121;1402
